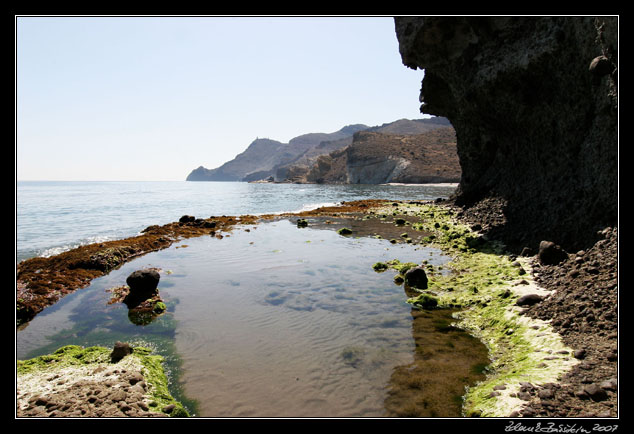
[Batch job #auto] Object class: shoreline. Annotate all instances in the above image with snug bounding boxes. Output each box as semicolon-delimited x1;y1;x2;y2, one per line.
15;199;617;418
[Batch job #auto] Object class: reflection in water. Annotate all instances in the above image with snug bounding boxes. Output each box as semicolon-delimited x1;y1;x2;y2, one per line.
384;307;490;417
16;218;489;418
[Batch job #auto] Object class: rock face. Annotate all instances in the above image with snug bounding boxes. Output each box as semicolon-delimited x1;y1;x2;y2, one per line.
186;118;456;183
394;17;617;252
186;126;368;182
286;125;460;184
345;128;460;184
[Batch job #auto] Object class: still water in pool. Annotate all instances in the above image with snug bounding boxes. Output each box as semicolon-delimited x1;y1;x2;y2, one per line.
16;218;489;417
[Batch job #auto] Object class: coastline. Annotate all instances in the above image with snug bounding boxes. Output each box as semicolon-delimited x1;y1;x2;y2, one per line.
382;182;459;187
16;199;617;418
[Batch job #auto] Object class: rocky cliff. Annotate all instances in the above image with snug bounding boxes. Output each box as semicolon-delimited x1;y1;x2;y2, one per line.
285;126;460;184
186;118;453;183
395;16;618;252
186;138;287;181
186;125;368;182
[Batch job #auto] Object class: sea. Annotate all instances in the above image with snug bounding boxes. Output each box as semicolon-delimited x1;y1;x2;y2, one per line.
16;181;458;263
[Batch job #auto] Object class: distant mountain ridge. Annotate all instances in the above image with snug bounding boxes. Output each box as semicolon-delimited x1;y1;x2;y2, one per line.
186;117;453;182
284;126;460;184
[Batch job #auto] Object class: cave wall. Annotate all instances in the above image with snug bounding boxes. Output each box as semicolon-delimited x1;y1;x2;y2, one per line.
395;16;618;251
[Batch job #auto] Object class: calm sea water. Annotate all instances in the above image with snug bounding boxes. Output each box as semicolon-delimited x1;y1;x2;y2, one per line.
16;181;457;263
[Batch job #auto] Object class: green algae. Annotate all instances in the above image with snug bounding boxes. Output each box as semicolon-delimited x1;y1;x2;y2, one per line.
374;201;579;417
132;347;190;417
153;301;167;314
337;227;353;236
17;345;111;375
372;262;389;272
387;260;418;275
410;293;438;309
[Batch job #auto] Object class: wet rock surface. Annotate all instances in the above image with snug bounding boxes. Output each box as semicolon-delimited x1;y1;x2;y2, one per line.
450;203;618;417
16;344;188;418
403;266;429;289
18;369;165;418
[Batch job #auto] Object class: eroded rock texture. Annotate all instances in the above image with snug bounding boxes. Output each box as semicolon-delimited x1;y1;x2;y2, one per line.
395;17;617;252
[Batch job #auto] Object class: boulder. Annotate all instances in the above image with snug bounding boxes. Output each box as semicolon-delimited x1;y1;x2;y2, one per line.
179;215;196;223
404;266;428;289
111;341;133;362
538;241;568;265
573;348;587;359
515;293;544;306
126;269;160;296
583;384;609;401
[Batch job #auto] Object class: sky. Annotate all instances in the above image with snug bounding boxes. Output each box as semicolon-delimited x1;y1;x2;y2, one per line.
16;16;427;181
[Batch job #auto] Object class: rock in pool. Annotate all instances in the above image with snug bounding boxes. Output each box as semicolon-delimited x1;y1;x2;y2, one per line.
404;266;428;289
126;269;160;297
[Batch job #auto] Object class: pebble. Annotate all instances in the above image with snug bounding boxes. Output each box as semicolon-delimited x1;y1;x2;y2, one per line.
518;391;532;401
110;389;127;402
583;384;608;401
599;378;617;391
128;372;144;385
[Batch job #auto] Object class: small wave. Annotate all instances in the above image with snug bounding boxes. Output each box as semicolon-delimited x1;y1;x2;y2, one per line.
38;235;114;258
258;202;341;216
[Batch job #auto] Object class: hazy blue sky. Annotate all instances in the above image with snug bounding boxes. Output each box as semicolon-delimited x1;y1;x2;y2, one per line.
16;16;427;181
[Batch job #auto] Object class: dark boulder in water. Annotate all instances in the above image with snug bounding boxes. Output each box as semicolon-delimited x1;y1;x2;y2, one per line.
126;269;160;295
404;266;428;289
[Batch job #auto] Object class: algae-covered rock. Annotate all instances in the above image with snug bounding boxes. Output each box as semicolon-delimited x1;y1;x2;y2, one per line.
16;344;190;418
409;293;438;309
337;228;353;236
372;262;389;272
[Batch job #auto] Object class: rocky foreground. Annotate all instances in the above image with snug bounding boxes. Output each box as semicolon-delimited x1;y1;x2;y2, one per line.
448;198;618;417
16;199;618;418
17;343;189;417
393;16;618;418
